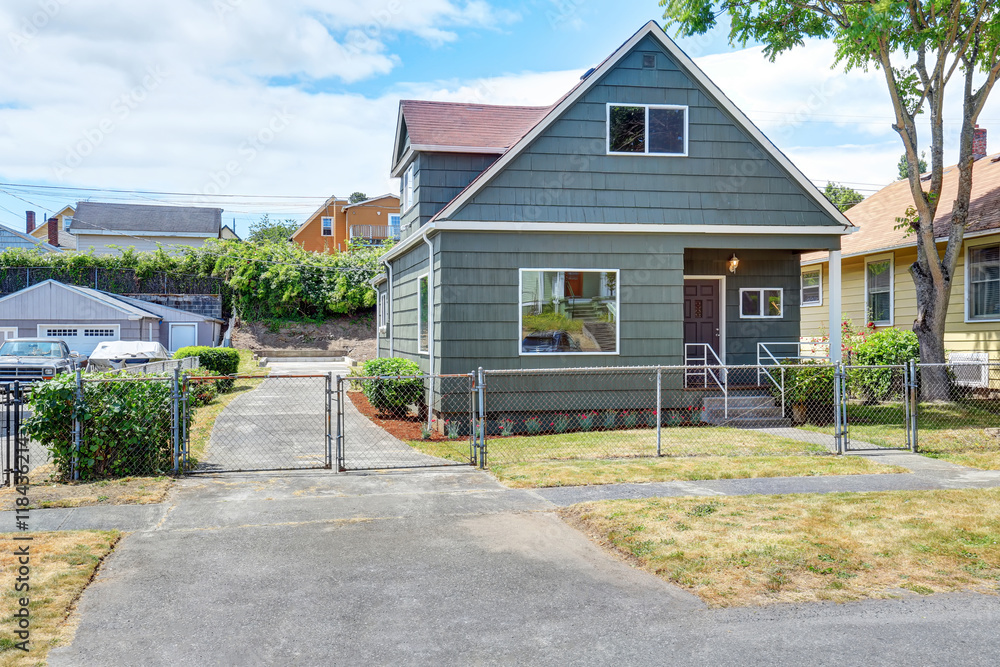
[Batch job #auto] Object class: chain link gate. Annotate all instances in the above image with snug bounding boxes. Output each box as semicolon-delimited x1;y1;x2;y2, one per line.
335;373;478;471
837;363;916;453
2;383;27;487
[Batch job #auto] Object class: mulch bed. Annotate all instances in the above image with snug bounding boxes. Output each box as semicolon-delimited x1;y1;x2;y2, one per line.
348;391;452;442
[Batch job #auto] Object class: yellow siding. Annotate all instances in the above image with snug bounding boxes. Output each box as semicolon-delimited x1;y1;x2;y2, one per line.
801;232;1000;359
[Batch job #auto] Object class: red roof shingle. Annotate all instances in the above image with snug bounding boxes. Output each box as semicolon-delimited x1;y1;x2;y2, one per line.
400;100;552;151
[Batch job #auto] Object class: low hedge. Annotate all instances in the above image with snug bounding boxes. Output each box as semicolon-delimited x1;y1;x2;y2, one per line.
175;346;240;390
360;357;423;416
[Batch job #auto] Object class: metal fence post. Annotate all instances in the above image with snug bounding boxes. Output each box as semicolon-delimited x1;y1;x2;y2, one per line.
72;371;83;480
655;367;662;456
181;373;190;471
477;367;486;469
910;359;919;453
172;368;180;474
833;361;843;455
335;375;344;472
325;372;333;469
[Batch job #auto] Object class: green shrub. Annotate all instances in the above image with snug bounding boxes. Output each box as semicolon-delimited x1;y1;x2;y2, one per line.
850;328;919;401
778;362;836;406
183;369;222;407
23;374;184;480
360;357;423;416
175;346;240;391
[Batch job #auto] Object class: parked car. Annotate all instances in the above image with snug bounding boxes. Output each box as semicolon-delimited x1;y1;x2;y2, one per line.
0;338;85;383
521;330;582;353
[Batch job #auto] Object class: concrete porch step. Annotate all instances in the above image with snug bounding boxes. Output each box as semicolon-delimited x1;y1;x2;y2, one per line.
706;417;793;429
702;396;776;410
705;406;784;421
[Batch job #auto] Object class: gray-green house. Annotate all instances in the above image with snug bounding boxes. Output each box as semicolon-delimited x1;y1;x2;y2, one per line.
374;21;853;383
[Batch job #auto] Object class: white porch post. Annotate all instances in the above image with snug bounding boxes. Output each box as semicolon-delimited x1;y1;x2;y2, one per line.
829;250;842;363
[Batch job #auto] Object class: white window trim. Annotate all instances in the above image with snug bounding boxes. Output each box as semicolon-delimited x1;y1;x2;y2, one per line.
864;253;894;326
801;265;823;307
320;217;334;237
168;323;198;351
402;163;416;213
517;268;621;357
964;239;1000;323
417;272;429;355
739;288;784;319
0;327;18;340
606;103;689;157
388;214;401;227
377;291;389;336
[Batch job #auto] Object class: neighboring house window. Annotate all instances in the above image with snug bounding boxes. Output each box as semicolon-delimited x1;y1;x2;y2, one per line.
740;288;782;319
388;214;401;228
607;104;688;156
84;328;116;337
865;257;893;325
402;163;415;211
417;274;429;353
801;267;822;307
321;217;333;236
968;244;1000;320
519;269;619;355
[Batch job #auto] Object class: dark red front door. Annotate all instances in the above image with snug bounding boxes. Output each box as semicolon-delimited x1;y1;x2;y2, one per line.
683;279;720;360
564;272;583;298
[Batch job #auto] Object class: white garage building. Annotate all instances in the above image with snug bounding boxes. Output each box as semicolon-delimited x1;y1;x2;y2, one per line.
0;280;223;355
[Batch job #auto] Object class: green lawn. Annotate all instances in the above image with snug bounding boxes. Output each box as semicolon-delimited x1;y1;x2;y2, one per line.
800;401;1000;469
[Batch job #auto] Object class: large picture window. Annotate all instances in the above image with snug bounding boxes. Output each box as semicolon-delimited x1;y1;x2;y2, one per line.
607;104;687;156
801;267;822;307
969;244;1000;320
417;274;428;353
740;288;782;319
866;257;893;325
519;269;618;354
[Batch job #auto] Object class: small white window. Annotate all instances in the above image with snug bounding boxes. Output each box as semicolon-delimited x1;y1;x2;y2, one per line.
321;217;333;237
740;288;783;319
968;244;1000;320
801;267;822;307
417;274;429;353
607;104;688;156
402;163;415;212
377;291;389;336
43;327;80;338
865;256;893;325
388;214;401;228
84;328;117;337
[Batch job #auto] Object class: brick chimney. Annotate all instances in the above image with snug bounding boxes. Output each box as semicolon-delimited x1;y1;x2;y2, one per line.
47;217;59;247
26;211;35;234
973;125;988;161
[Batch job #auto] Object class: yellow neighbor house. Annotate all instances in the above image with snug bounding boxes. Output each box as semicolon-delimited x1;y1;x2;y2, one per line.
801;148;1000;363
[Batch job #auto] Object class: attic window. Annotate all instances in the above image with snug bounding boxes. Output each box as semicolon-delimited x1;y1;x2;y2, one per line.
642;54;656;69
607;104;687;156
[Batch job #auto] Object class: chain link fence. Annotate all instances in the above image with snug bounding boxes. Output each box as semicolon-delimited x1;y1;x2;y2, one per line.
911;362;1000;463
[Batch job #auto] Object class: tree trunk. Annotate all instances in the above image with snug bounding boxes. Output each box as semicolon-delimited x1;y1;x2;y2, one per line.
911;262;951;401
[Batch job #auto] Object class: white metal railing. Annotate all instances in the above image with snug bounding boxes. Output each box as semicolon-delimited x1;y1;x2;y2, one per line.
756;341;831;416
684;343;727;418
349;224;400;242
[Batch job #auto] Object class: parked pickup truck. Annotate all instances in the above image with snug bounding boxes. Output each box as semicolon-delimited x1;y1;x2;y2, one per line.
0;338;86;384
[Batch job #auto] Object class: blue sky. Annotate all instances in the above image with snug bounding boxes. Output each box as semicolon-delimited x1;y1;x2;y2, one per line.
0;0;996;238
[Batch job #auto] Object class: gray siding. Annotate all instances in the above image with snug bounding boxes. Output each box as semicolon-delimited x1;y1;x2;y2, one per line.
386;242;435;373
401;152;498;239
445;35;837;228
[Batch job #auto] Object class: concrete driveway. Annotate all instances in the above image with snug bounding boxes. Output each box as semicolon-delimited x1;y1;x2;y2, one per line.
48;467;1000;666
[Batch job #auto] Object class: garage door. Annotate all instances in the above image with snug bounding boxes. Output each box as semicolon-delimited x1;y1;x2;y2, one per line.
38;325;120;356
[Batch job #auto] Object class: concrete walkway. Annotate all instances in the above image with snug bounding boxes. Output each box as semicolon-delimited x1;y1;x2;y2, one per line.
38;465;1000;666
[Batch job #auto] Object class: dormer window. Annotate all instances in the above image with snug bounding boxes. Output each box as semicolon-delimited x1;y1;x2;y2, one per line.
401;163;415;212
607;104;687;156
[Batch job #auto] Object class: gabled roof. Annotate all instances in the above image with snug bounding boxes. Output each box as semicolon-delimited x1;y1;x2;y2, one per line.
0;280;159;319
802;154;1000;263
71;202;222;235
291;196;346;239
0;222;60;252
342;193;400;210
423;21;853;229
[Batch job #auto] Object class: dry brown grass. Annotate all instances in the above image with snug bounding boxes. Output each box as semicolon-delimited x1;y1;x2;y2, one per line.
491;455;907;488
563;488;1000;607
0;465;170;511
0;531;120;665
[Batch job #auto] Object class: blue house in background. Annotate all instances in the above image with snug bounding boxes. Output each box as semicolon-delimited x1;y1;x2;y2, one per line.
0;222;60;253
374;21;854;381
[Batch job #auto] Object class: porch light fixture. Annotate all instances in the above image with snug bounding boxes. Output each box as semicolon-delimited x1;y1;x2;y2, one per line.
727;253;739;273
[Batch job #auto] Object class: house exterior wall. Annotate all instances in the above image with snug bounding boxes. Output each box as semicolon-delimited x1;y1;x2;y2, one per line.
400;153;498;239
801;232;1000;358
0;227;48;251
73;234;215;255
444;35;839;228
384;240;436;371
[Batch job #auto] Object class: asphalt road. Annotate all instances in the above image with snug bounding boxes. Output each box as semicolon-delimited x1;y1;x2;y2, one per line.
47;467;1000;666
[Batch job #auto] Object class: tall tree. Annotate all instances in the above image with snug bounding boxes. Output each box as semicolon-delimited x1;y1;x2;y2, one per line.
247;213;298;244
823;181;865;211
897;151;928;180
348;192;368;204
662;1;1000;399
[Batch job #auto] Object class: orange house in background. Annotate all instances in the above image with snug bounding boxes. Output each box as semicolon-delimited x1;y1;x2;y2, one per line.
291;193;401;253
